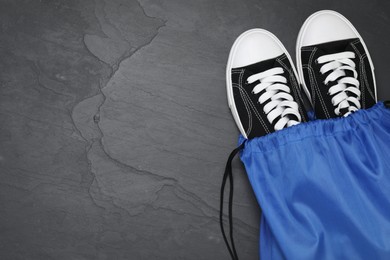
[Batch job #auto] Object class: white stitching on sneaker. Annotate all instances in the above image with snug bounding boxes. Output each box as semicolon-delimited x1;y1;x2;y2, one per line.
361;55;375;100
308;47;332;117
350;43;366;107
277;56;306;122
234;84;252;136
350;42;376;104
302;47;317;109
234;83;270;134
232;70;253;135
238;69;254;136
304;64;331;118
232;69;270;135
238;69;253;136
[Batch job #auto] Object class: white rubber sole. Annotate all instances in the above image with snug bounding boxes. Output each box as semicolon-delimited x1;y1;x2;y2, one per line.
296;10;377;103
226;29;301;139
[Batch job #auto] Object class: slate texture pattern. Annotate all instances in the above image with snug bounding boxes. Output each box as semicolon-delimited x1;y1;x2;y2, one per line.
0;0;389;259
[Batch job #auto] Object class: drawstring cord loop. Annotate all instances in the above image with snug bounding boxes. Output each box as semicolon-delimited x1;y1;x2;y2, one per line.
220;141;246;260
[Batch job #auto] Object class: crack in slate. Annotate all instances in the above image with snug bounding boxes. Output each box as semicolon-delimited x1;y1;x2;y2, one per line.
70;1;167;214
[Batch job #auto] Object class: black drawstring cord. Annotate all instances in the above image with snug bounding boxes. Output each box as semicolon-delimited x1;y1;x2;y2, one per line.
220;142;246;260
384;100;390;108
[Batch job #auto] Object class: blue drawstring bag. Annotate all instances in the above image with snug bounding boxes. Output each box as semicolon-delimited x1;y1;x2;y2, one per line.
220;102;390;259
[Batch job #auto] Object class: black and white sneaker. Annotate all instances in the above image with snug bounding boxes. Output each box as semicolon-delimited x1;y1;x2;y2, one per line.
226;29;309;139
296;10;377;119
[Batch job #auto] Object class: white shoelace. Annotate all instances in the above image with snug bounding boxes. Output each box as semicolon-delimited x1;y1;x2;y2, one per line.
247;67;301;131
316;51;361;116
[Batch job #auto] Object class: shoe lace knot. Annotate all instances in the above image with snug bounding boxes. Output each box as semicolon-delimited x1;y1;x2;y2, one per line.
247;67;301;131
316;51;361;116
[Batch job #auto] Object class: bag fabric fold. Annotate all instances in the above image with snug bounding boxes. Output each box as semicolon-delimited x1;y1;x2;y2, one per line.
239;102;390;259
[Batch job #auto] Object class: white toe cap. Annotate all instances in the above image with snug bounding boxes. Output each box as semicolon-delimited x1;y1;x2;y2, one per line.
230;29;284;68
300;10;358;47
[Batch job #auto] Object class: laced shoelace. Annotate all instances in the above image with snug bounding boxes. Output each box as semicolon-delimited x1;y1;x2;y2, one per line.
316;51;361;116
247;67;301;130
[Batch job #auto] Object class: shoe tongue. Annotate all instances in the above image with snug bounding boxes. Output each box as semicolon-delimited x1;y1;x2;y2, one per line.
314;38;357;54
235;53;285;75
339;106;350;116
289;114;300;122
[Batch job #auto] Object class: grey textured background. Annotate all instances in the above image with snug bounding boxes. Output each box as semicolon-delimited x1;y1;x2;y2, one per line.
0;0;389;259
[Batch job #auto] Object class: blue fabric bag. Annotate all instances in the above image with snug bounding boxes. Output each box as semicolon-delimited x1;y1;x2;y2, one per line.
220;102;390;259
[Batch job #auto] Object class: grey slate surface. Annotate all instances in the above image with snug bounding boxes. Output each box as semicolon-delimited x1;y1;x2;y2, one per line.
0;0;389;259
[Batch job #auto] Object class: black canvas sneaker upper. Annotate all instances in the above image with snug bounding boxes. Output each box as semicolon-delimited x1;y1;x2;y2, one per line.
231;53;309;139
300;38;376;119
